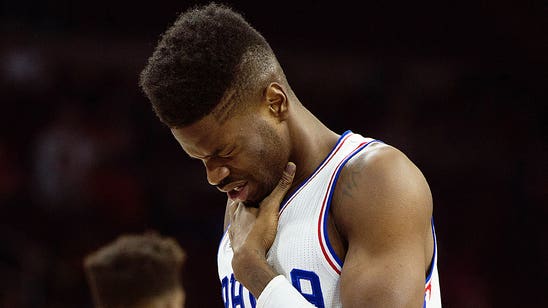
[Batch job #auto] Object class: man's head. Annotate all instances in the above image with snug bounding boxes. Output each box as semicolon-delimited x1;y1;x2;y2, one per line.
140;3;298;205
139;2;288;127
83;232;186;308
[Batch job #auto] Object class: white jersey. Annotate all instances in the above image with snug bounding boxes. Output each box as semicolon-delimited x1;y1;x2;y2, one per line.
218;131;442;307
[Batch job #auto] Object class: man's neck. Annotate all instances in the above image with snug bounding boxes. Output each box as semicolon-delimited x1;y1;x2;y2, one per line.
287;106;340;196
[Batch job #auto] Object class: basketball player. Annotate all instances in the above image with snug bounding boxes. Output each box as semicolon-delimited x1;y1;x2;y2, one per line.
139;3;441;307
83;232;186;308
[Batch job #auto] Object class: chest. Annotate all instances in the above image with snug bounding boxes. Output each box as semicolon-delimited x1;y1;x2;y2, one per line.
219;203;344;308
217;133;376;308
217;171;347;308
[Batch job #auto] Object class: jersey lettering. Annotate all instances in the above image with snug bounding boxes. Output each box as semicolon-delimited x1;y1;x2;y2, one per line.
221;269;325;307
230;274;245;308
221;274;257;308
248;292;257;308
221;276;229;308
290;269;326;308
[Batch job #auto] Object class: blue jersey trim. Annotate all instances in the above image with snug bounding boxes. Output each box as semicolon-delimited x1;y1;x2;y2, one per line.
425;217;437;283
323;139;381;268
279;130;353;211
219;131;354;251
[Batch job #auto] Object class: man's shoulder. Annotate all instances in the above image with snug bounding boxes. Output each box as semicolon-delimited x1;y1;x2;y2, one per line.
332;141;433;233
342;141;412;182
339;140;430;201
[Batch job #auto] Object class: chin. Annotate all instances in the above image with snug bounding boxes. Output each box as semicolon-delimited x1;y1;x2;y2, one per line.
244;182;275;208
242;192;267;208
242;201;260;208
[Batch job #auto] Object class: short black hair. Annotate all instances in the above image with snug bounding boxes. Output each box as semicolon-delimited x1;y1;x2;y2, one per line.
83;232;185;307
139;2;284;127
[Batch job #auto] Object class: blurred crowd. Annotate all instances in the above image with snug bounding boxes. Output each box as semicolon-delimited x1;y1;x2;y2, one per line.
0;1;545;307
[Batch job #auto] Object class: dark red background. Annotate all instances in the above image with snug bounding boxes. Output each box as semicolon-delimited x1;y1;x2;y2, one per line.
0;1;545;307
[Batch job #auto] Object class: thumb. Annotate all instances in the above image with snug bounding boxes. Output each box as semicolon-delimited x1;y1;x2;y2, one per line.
227;199;238;221
261;162;296;211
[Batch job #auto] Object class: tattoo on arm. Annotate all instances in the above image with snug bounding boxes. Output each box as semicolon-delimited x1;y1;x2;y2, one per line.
340;169;362;200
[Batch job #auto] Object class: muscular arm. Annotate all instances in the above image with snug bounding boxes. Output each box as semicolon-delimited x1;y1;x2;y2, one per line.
333;144;434;307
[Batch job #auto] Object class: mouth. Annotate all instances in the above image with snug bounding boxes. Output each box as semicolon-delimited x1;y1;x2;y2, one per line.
226;183;249;202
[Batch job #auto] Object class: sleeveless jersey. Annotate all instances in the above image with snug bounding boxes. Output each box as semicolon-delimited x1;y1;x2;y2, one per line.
218;131;442;308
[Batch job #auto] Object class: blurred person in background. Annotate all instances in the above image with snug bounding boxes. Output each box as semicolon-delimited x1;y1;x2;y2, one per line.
83;231;186;308
32;104;99;210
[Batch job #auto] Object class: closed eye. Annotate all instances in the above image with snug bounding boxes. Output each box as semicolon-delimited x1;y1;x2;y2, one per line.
218;147;235;158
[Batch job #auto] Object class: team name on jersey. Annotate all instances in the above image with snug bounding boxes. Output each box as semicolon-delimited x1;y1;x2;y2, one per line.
221;268;326;308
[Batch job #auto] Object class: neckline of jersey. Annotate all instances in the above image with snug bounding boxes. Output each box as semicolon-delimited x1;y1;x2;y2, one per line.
278;130;354;212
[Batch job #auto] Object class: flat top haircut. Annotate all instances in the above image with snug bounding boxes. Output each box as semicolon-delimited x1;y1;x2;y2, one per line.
139;2;287;127
83;232;186;308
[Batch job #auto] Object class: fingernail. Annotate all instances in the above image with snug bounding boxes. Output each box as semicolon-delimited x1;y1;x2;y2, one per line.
285;162;296;174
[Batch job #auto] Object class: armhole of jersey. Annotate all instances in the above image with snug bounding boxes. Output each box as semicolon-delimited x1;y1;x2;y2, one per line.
425;218;437;284
318;139;380;276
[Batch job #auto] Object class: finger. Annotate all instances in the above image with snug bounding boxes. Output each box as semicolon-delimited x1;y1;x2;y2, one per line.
224;199;238;229
228;199;238;221
271;162;296;199
232;202;258;222
231;202;248;225
228;202;243;241
228;203;258;242
261;162;296;212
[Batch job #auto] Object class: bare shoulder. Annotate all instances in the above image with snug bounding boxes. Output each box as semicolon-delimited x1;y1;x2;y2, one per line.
332;142;433;241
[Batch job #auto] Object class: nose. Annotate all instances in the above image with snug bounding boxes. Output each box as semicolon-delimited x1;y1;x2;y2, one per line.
204;160;230;186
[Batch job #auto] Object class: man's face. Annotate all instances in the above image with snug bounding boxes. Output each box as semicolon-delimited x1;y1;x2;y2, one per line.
171;106;289;206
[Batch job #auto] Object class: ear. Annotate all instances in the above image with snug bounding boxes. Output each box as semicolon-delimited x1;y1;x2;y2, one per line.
264;82;289;120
